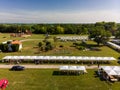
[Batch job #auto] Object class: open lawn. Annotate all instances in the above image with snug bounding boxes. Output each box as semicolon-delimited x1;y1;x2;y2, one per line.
0;33;119;64
0;33;120;90
0;69;120;90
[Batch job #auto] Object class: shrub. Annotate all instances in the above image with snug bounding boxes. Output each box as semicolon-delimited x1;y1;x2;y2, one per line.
46;41;51;46
77;46;85;50
59;45;64;48
45;44;53;51
40;46;44;51
11;44;19;52
0;44;8;52
45;46;49;51
73;42;77;46
38;42;42;47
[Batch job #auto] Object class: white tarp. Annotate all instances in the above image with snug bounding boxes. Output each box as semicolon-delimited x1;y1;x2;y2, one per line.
57;36;88;41
107;42;120;49
100;66;120;76
3;56;116;61
59;66;86;72
105;70;117;75
59;66;68;70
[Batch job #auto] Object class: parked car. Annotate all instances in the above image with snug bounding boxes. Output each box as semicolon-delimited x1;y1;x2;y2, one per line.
10;65;25;71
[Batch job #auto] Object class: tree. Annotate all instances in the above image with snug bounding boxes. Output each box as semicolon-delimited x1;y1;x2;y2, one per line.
89;26;111;46
64;25;77;34
45;41;53;51
104;22;117;35
55;25;64;34
115;29;120;38
38;42;43;47
95;21;117;35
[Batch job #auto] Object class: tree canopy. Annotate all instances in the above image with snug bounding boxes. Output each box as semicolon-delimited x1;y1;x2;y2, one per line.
0;22;119;36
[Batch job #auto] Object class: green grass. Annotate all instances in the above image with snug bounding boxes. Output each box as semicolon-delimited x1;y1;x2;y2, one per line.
0;69;119;90
0;33;119;63
0;34;120;90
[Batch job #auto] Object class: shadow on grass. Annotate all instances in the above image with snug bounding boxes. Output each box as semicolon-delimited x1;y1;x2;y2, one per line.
94;71;106;81
87;44;104;47
52;71;80;76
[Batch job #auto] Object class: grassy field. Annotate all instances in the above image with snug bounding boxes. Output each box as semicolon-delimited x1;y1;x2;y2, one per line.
0;69;119;90
0;33;119;64
0;33;120;90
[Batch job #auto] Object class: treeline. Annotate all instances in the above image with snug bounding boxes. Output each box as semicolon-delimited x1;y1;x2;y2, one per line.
0;22;120;36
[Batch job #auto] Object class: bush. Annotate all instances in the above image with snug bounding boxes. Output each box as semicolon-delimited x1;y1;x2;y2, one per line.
11;44;19;52
0;44;8;52
38;41;53;52
73;42;78;46
0;43;20;52
38;42;42;47
45;44;53;51
46;41;51;46
77;46;85;50
40;47;44;51
45;46;49;51
59;45;63;48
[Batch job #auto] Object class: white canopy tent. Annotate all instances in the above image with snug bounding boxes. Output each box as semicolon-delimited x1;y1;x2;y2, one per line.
107;42;120;50
57;36;88;41
3;56;116;61
100;66;120;76
105;70;117;75
59;66;87;73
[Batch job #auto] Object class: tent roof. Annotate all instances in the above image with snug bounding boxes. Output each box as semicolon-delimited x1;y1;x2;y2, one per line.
3;56;116;61
100;66;120;76
107;42;120;49
59;66;86;72
105;70;117;75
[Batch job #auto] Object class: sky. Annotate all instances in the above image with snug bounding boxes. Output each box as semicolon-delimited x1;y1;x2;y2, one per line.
0;0;119;23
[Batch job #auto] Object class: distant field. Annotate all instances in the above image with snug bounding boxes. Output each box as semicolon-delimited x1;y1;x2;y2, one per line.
0;69;119;90
0;33;119;64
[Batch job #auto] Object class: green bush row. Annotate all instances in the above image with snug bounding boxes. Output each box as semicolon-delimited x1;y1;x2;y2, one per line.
0;43;19;52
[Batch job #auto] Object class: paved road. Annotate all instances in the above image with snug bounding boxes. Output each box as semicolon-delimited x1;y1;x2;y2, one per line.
0;64;98;69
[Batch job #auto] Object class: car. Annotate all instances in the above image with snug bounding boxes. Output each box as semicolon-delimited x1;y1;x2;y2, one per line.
10;65;25;71
0;79;8;89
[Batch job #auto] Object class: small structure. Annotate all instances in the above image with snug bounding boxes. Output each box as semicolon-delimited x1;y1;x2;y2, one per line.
1;40;22;52
10;30;32;38
11;40;22;51
59;66;87;75
98;66;120;82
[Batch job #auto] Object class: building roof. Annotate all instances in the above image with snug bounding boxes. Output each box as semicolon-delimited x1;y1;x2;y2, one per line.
11;40;22;44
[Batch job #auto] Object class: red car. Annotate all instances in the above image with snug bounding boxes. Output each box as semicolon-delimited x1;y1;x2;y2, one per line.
0;79;8;90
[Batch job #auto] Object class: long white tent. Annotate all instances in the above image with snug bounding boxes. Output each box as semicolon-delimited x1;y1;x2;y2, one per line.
2;56;116;61
107;42;120;50
56;36;88;41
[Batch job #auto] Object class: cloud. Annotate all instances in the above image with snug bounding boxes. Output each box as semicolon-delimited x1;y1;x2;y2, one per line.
0;10;119;23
